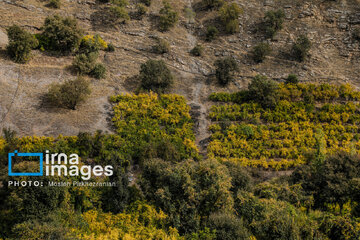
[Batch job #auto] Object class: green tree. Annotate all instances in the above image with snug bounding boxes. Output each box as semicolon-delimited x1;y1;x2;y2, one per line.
206;26;219;41
263;10;285;39
190;44;204;56
0;164;66;236
152;38;170;54
140;158;233;234
291;152;360;211
109;6;130;23
223;161;252;194
235;192;318;240
101;153;131;213
292;35;311;62
219;3;242;34
140;59;174;93
78;34;105;55
207;212;250;240
158;1;178;31
72;52;97;75
72;52;106;79
252;42;272;63
45;77;91;110
247;75;279;108
285;74;299;84
41;15;83;54
136;3;148;19
6;25;38;63
214;57;239;86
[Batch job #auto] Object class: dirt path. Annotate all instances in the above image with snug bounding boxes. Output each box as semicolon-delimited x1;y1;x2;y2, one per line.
184;0;211;155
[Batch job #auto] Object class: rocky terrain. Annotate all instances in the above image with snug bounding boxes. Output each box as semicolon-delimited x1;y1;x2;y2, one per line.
1;0;360;147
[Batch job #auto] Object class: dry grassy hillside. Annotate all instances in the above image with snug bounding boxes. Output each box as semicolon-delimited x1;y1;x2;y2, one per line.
0;0;360;146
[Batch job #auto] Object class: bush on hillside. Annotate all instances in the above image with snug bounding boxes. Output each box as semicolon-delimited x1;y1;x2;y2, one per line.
106;43;115;52
45;77;91;110
78;35;108;55
219;3;242;34
285;74;299;84
247;75;279;108
72;52;98;75
190;44;204;56
140;59;174;93
41;15;83;54
263;10;285;39
152;38;170;54
292;35;311;62
90;63;107;79
252;42;272;63
158;1;178;32
136;3;148;19
206;26;219;41
6;25;38;63
109;6;130;23
215;57;239;86
72;52;107;79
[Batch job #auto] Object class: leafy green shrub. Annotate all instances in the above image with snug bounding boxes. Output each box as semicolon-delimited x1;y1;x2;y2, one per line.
111;0;128;7
320;215;360;240
184;7;196;23
72;52;98;75
41;15;83;54
292;35;311;62
136;3;147;19
215;57;239;86
106;43;115;52
140;59;173;93
45;77;91;110
252;42;272;63
140;158;233;233
109;6;130;23
47;0;61;9
202;0;224;9
206;26;219;41
219;3;242;34
90;63;106;79
158;1;178;31
207;212;250;240
263;10;285;39
72;52;106;79
78;34;107;54
224;161;253;193
248;75;279;108
190;44;204;56
286;74;299;84
152;38;170;54
6;25;38;63
291;152;360;210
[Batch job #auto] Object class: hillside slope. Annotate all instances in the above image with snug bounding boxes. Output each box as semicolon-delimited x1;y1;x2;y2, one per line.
0;0;360;141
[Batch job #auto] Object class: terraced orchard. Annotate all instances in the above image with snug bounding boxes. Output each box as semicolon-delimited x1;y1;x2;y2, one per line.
207;83;360;170
110;92;199;162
